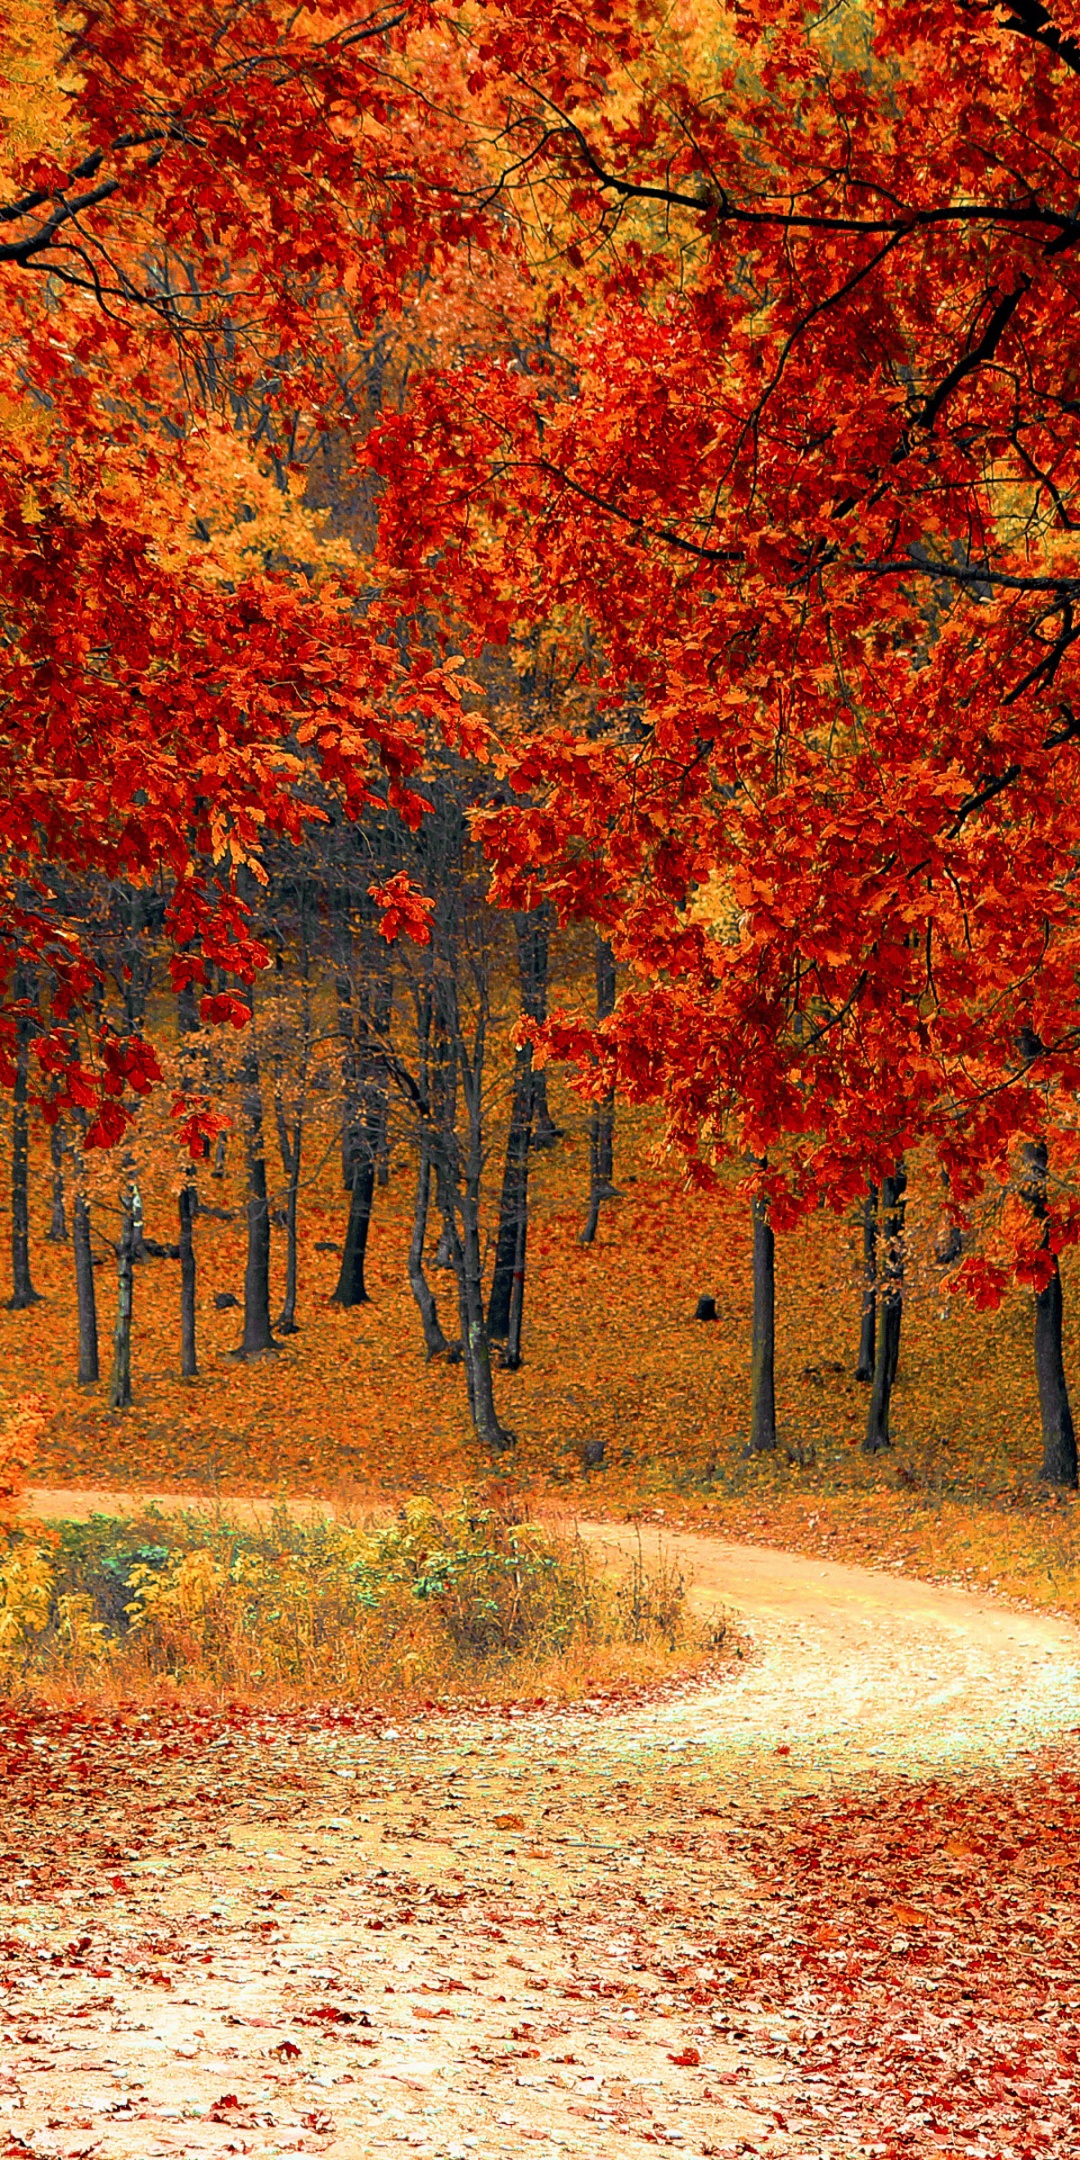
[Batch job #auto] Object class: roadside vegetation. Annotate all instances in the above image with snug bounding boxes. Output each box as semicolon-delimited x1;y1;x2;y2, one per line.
0;1486;721;1705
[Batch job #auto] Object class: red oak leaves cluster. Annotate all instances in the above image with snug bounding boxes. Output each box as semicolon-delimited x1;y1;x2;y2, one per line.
370;0;1080;1280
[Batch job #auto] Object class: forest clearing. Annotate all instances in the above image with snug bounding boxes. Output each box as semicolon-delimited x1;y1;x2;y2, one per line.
7;0;1080;2155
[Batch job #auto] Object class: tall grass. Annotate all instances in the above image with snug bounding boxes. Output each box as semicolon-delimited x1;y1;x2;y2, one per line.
0;1489;721;1705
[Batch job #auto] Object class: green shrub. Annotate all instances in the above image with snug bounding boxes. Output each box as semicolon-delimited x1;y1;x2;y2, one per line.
0;1493;711;1700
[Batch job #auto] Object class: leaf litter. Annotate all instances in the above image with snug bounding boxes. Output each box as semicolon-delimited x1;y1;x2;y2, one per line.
2;1528;1080;2159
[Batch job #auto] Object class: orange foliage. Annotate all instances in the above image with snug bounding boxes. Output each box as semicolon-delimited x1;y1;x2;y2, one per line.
0;1391;44;1522
7;1076;1080;1614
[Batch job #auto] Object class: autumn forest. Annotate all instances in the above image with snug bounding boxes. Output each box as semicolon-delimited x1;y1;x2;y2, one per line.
4;4;1080;2158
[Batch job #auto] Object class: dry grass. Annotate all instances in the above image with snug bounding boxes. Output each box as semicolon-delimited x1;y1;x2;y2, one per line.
0;1490;725;1708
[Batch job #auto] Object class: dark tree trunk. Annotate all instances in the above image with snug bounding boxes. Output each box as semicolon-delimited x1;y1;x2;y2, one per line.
333;1150;376;1306
488;917;540;1347
746;1190;777;1454
451;1180;512;1452
177;977;200;1034
121;892;152;1032
334;907;361;1191
1022;1141;1078;1487
8;991;40;1309
274;1078;304;1335
178;1179;198;1377
407;1139;448;1356
240;1019;275;1356
276;1133;301;1334
427;940;512;1452
519;907;560;1147
864;1168;906;1452
108;1197;135;1409
73;1189;99;1384
855;1181;878;1382
332;955;391;1308
487;1053;531;1347
581;936;617;1247
47;1117;67;1242
504;1176;528;1370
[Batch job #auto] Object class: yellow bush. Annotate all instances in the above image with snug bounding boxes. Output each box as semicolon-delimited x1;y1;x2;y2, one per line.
0;1543;53;1661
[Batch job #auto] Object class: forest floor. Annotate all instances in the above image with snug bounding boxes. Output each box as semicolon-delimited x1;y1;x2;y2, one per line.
4;1512;1080;2160
12;1086;1080;1622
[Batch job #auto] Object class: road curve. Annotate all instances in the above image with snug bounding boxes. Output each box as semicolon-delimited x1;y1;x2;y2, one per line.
24;1487;1080;1783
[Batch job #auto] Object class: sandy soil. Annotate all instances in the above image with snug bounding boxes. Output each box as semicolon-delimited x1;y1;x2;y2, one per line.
3;1493;1079;2160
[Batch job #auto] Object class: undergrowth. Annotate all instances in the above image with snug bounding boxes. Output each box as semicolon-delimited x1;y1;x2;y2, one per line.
0;1489;720;1703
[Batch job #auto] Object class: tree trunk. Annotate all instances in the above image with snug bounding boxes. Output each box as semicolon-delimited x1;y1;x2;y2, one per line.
178;1179;198;1377
746;1190;777;1453
130;1174;147;1262
273;1083;304;1335
487;921;538;1344
581;935;617;1246
333;1149;375;1305
334;913;360;1191
73;1189;99;1384
855;1181;878;1382
332;956;391;1308
1022;1141;1078;1487
240;1020;275;1356
407;1140;448;1356
121;892;152;1031
487;1074;531;1343
46;1117;67;1242
108;1197;135;1409
8;991;40;1308
519;907;560;1147
504;1177;528;1370
276;1134;301;1334
864;1167;906;1452
458;1182;513;1451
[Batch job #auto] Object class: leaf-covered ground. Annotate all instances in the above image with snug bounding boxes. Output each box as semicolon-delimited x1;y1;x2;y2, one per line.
3;1532;1078;2160
9;1086;1080;1619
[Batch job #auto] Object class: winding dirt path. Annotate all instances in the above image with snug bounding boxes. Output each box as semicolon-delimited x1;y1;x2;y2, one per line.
4;1493;1080;2160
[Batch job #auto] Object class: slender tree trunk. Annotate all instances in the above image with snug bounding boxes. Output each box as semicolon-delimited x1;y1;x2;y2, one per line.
276;1127;301;1333
855;1181;878;1382
332;955;391;1308
334;912;360;1191
520;907;560;1147
121;893;152;1031
73;1189;99;1384
458;1183;512;1451
8;991;40;1309
487;922;537;1343
1022;1141;1078;1487
581;935;617;1246
240;1016;275;1356
130;1174;147;1262
46;1117;67;1242
178;1179;197;1378
429;942;512;1450
108;1197;135;1409
504;1178;528;1370
746;1190;777;1454
407;1140;448;1356
333;1149;376;1305
864;1167;906;1452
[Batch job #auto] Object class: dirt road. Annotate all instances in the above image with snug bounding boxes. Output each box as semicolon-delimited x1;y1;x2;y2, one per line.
4;1495;1079;2160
